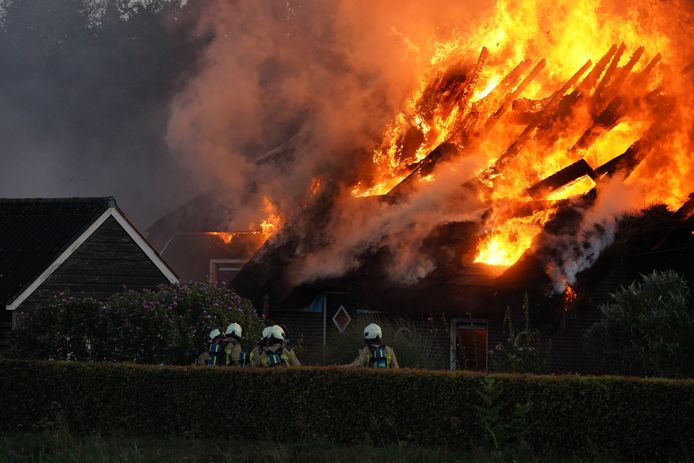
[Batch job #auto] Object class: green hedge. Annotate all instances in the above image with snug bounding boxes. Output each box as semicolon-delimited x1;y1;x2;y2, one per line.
1;359;693;459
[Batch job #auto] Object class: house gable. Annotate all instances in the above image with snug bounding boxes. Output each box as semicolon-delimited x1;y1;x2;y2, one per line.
3;199;178;313
15;215;175;315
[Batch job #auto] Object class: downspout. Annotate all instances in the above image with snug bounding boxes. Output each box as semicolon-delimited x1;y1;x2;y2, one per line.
322;293;327;362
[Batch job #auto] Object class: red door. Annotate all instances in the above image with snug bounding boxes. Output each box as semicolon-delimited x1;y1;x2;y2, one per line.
455;326;487;371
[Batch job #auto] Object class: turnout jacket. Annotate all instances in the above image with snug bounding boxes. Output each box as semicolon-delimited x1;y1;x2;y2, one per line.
253;343;301;367
351;344;400;368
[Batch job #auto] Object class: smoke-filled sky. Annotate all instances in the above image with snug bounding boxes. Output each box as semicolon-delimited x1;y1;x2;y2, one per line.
0;0;494;229
167;1;495;212
0;0;203;228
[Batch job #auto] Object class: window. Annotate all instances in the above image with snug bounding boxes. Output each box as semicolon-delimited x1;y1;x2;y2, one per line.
209;259;247;285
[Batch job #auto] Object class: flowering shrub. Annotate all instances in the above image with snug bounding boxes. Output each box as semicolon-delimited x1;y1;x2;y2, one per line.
10;282;264;365
489;294;550;374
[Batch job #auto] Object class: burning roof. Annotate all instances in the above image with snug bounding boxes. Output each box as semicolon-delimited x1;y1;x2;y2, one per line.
210;0;694;309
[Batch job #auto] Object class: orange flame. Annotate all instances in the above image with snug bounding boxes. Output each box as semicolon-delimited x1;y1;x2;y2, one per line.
474;208;556;266
563;285;577;312
350;0;692;269
310;177;321;196
259;196;282;238
207;232;236;245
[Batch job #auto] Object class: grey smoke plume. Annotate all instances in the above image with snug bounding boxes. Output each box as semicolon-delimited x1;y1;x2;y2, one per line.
0;0;204;227
544;176;642;292
167;0;492;225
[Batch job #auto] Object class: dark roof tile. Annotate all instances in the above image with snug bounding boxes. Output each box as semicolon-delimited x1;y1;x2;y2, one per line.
0;197;113;307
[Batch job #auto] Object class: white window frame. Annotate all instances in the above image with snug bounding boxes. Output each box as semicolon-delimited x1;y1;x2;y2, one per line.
209;259;247;284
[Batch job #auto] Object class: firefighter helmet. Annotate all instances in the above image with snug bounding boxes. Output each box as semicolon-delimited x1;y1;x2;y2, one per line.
209;328;222;341
267;325;285;344
261;326;272;339
363;323;382;342
225;322;242;340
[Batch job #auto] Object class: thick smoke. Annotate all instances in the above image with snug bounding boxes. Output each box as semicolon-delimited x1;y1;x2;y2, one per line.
0;0;203;228
543;176;643;292
167;0;493;223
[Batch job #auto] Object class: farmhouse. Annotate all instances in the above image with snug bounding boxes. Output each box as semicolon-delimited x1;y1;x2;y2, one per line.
229;201;694;372
0;197;178;346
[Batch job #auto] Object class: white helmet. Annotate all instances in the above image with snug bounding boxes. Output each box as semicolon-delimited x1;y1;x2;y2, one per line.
267;325;285;343
364;323;382;341
225;323;242;340
261;326;272;339
209;328;221;341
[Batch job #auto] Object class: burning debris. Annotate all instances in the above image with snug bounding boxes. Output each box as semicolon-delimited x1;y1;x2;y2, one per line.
352;39;687;281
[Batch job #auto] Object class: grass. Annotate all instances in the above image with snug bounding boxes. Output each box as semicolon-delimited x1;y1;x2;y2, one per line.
0;430;639;463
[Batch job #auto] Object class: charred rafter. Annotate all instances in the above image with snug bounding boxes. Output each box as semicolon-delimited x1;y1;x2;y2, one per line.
387;52;546;199
378;45;664;207
484;59;593;177
527;159;596;199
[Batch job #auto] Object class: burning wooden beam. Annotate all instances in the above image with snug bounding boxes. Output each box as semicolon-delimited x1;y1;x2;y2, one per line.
603;46;645;99
388;57;545;197
484;59;546;133
571;97;625;152
594;140;644;178
631;53;662;88
486;59;593;176
386;143;461;199
577;44;618;94
572;46;655;154
526;159;596;199
443;47;490;118
593;42;627;107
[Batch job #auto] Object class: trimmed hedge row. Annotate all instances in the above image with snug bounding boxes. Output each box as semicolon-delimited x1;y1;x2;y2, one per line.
1;359;693;458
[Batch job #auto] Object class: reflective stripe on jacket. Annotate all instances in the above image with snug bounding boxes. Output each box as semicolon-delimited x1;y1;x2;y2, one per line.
351;345;399;368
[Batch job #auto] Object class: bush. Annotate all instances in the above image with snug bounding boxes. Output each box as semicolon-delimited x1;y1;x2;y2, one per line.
585;270;694;377
323;316;444;368
10;282;264;365
489;294;550;374
0;360;693;460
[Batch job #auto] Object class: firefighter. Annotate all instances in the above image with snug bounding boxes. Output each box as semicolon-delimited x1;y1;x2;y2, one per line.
257;325;300;367
249;326;271;367
223;322;250;367
206;328;225;368
351;323;399;368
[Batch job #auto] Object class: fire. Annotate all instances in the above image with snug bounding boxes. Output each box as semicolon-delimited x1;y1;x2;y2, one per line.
545;176;597;202
563;285;577;312
259;196;282;238
310;177;321;196
348;0;693;270
474;208;556;266
208;232;236;245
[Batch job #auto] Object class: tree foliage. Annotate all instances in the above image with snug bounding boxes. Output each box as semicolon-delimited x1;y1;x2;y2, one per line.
585;270;694;377
10;282;264;365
